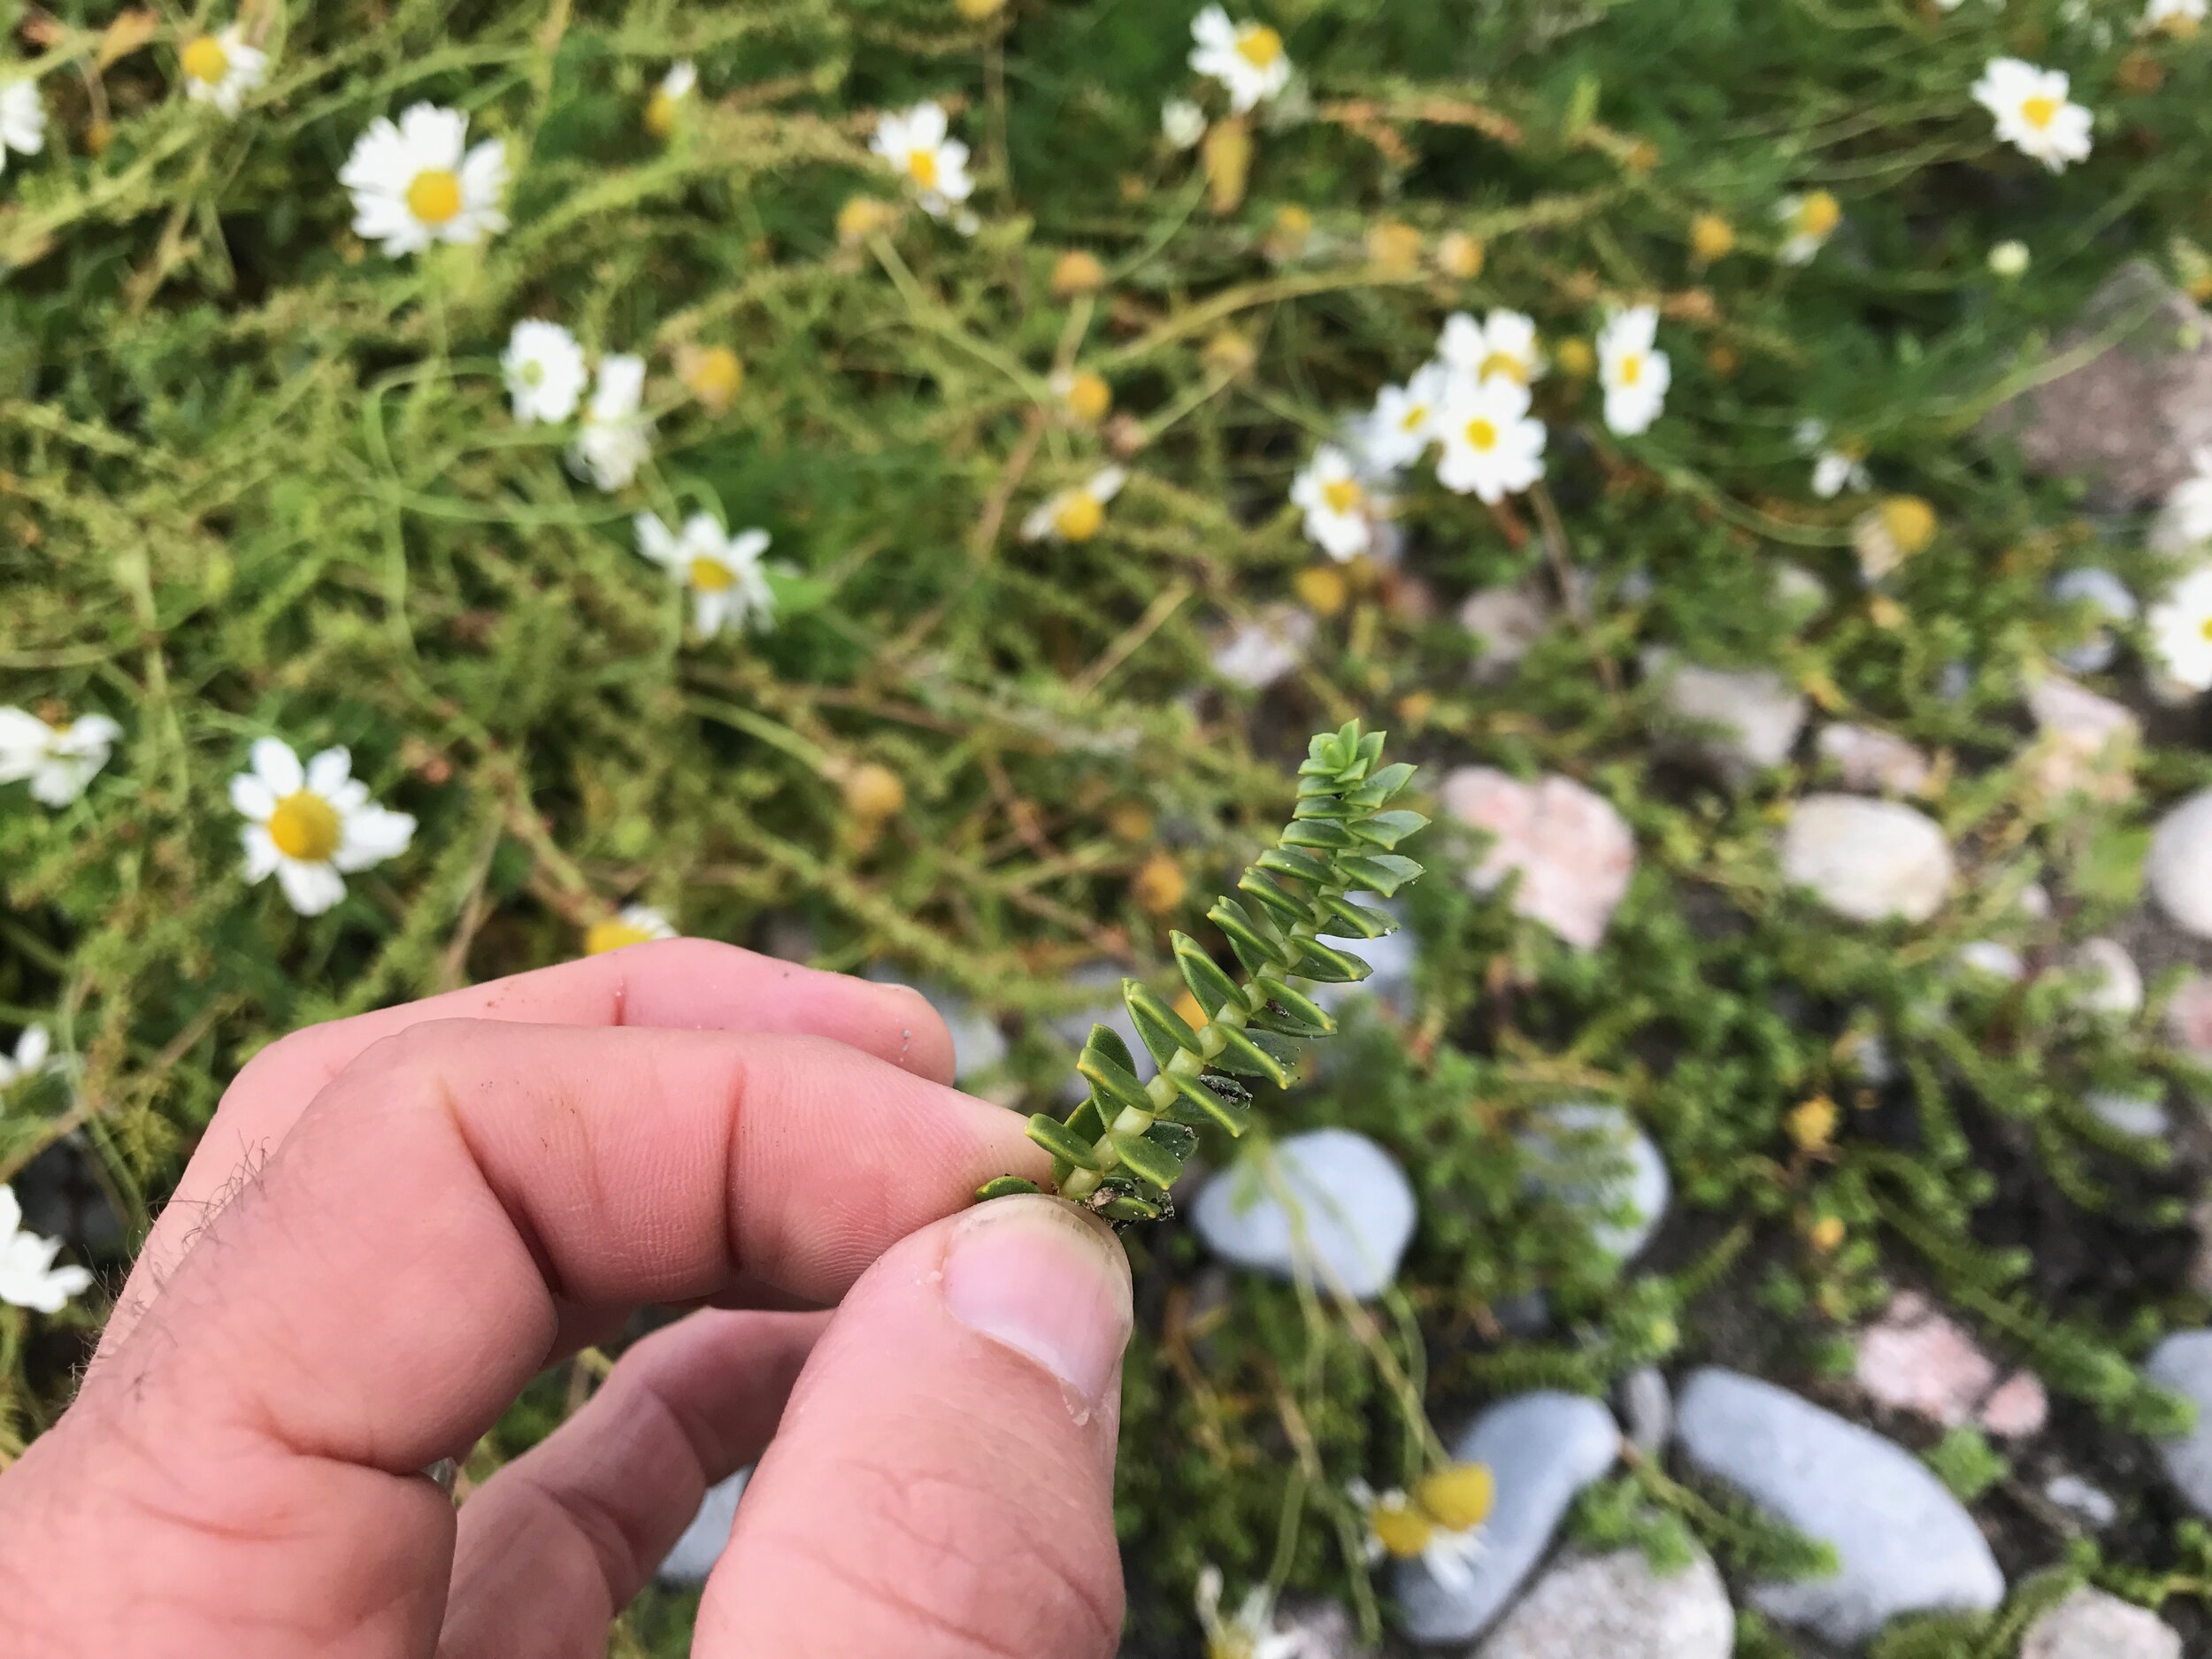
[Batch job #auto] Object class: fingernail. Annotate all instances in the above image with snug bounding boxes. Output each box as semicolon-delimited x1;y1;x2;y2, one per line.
943;1196;1133;1408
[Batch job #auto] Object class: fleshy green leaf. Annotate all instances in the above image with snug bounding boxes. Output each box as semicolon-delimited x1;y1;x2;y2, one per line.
1210;1023;1291;1087
1111;1127;1184;1188
1081;1023;1140;1077
1340;852;1425;896
1078;1045;1155;1113
1171;932;1243;1018
975;1175;1042;1201
1291;937;1373;983
1026;1112;1104;1170
1125;979;1203;1069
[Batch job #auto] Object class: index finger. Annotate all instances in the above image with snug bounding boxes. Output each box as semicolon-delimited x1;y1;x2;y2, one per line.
101;938;953;1357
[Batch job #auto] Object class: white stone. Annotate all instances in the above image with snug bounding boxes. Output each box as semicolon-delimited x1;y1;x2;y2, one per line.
2026;674;2139;803
1474;1547;1732;1659
1518;1102;1670;1261
2149;789;2212;939
1212;604;1316;689
1958;941;2026;983
2070;938;2143;1018
1779;795;1954;926
2042;1473;2119;1529
1441;768;1637;950
1190;1129;1416;1299
1646;651;1808;780
1458;585;1551;680
1394;1393;1622;1644
2086;1090;2169;1138
657;1468;750;1584
1674;1368;2004;1645
2050;568;2137;674
2020;1586;2182;1659
2144;1331;2212;1517
1816;725;1932;795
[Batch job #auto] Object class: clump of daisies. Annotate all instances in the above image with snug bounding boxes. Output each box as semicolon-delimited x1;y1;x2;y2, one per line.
1349;1463;1495;1591
2144;0;2207;34
1775;189;1841;265
0;80;43;175
585;903;678;956
502;319;589;426
634;511;779;637
1023;468;1127;543
1596;304;1671;436
1972;59;2093;173
644;60;696;139
341;103;508;257
1797;419;1872;498
0;707;120;807
871;102;974;223
178;26;267;118
231;739;417;917
1194;1567;1302;1659
569;355;654;491
1188;7;1294;113
1;1184;93;1315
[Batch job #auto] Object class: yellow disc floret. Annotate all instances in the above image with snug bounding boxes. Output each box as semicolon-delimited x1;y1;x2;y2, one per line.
268;792;342;862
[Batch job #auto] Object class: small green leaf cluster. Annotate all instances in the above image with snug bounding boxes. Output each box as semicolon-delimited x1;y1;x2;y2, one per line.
977;722;1425;1221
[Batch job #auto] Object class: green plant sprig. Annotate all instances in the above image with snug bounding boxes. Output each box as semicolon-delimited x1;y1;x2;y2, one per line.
977;721;1426;1223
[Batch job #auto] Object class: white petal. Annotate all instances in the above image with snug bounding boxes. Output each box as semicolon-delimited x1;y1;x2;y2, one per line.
396;102;469;168
230;772;277;823
0;1184;19;1237
241;825;283;881
276;859;347;916
334;805;416;872
14;1025;50;1074
305;746;354;796
250;737;304;795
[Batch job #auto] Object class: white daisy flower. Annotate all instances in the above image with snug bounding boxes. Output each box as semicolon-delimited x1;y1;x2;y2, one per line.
0;1025;53;1090
179;27;267;119
1796;419;1871;498
502;319;588;426
1289;445;1383;562
1987;238;2032;278
340;103;508;257
870;102;973;219
1021;467;1127;543
1162;96;1208;150
646;60;696;136
2147;565;2212;694
585;902;679;956
0;709;121;807
2163;449;2212;549
1438;309;1545;388
634;511;778;637
1194;1566;1304;1659
0;1183;93;1315
2146;0;2207;30
1775;190;1841;265
1188;6;1293;114
1348;1479;1486;1594
1363;362;1453;470
568;354;655;492
1434;374;1547;503
1972;58;2093;173
1596;305;1671;436
231;739;417;918
0;80;45;173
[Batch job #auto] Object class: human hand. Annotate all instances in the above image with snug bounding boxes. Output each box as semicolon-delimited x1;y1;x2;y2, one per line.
0;940;1132;1658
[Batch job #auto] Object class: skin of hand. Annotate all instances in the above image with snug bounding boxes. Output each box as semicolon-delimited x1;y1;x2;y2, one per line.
0;939;1132;1658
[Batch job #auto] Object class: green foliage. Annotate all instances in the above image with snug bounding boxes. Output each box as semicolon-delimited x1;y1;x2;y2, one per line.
1002;721;1425;1220
1922;1426;2008;1504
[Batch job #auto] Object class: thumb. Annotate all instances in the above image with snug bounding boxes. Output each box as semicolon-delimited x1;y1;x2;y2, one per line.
696;1194;1131;1659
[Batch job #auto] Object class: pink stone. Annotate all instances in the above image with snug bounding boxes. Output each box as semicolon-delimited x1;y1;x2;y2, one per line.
1440;767;1636;951
2167;974;2212;1059
1855;1292;2045;1438
2025;674;2139;805
1816;724;1932;796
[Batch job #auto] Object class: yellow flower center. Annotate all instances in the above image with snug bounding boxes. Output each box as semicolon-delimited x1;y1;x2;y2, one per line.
1400;403;1430;433
2198;614;2212;643
1234;25;1284;68
2168;12;2202;35
1064;372;1113;423
1054;491;1106;541
1617;352;1644;388
1414;1463;1497;1532
644;89;680;140
1322;478;1363;515
181;35;230;86
1463;416;1499;451
1880;495;1938;555
1371;1499;1435;1559
689;556;737;592
267;791;342;862
1477;350;1528;385
1205;1636;1256;1659
2020;95;2060;129
1294;565;1348;616
687;346;744;407
585;918;657;956
1796;190;1840;238
406;169;464;227
1690;212;1735;262
907;147;941;190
